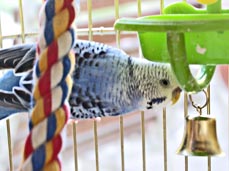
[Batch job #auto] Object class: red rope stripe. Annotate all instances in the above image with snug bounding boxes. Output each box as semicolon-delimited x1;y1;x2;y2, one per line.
21;0;76;170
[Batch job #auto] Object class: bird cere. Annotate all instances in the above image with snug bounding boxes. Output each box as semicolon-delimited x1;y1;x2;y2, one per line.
0;40;181;120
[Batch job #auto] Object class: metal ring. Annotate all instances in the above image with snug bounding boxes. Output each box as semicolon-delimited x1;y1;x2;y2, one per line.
189;90;209;114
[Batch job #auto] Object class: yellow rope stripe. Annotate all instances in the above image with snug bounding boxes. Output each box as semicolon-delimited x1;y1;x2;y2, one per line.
55;108;67;136
66;74;73;99
33;87;41;102
39;50;48;75
32;99;45;125
55;0;65;13
53;8;71;40
43;160;60;171
45;140;54;164
69;51;76;74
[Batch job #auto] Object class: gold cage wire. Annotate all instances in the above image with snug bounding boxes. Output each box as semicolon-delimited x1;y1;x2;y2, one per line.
0;0;228;171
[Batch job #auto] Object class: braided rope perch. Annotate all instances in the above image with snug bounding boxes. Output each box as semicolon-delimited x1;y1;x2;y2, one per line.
21;0;76;170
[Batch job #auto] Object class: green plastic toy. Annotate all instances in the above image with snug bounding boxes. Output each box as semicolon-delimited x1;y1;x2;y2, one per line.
114;0;228;93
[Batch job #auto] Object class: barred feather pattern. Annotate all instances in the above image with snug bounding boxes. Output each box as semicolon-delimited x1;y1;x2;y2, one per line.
0;40;180;121
70;40;177;118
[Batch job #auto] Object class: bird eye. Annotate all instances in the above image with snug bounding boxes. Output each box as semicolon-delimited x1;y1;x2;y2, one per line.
160;79;170;87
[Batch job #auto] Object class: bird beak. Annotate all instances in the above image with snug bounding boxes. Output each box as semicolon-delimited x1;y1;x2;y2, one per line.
172;87;182;105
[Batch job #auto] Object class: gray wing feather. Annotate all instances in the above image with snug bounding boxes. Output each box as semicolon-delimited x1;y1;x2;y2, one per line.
0;90;27;120
0;70;31;119
0;43;36;73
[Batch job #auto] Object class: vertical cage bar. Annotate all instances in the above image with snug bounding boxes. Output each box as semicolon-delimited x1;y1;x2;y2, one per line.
119;116;125;171
0;11;13;171
114;0;120;46
207;86;211;114
6;1;14;163
160;0;164;14
2;7;14;170
18;0;25;43
6;119;13;171
160;1;167;170
87;0;93;41
87;0;99;170
207;86;211;171
114;0;125;170
208;157;211;171
94;120;100;171
137;1;145;170
141;111;146;171
73;122;79;171
184;93;189;171
116;30;121;48
137;0;142;17
114;0;119;20
228;66;229;162
163;108;167;171
0;16;2;48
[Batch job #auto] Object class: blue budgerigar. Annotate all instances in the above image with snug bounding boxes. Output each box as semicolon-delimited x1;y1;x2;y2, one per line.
0;40;181;120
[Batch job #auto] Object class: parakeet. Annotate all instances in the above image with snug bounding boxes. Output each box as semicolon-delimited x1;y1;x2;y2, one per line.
0;40;181;120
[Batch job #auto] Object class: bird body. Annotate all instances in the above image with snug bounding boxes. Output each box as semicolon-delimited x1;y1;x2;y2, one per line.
0;40;181;120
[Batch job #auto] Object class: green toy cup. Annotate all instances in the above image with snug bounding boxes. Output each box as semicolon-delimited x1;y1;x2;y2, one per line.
114;1;229;92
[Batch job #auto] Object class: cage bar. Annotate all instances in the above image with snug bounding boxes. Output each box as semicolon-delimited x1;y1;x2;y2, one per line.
87;0;93;41
184;93;189;171
141;111;146;171
6;120;13;171
160;1;168;170
0;10;14;170
18;0;25;43
207;86;212;171
163;108;168;171
73;122;79;171
114;0;120;20
137;0;142;16
137;1;146;171
0;16;2;48
160;0;164;14
119;116;125;171
114;0;126;170
228;65;229;166
87;0;100;170
93;120;100;171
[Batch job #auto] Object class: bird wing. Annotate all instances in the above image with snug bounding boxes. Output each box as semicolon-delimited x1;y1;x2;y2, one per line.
0;43;36;73
0;89;28;120
0;90;26;109
0;70;31;120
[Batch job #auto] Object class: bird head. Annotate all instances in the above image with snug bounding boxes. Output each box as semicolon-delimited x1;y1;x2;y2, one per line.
142;64;182;110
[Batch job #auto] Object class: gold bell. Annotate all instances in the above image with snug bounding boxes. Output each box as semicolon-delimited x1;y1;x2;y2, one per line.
177;114;224;156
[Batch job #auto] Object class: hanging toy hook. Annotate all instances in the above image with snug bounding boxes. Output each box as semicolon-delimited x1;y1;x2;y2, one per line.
189;90;209;115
